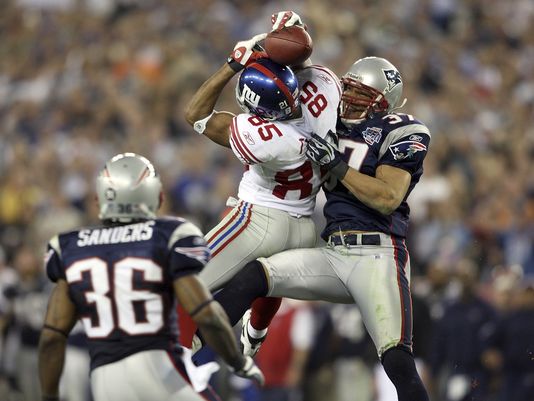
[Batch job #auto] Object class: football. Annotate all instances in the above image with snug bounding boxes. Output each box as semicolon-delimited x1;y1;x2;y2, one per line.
264;26;313;66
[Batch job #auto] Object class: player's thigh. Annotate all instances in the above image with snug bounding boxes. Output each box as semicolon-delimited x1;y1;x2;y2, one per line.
260;247;353;303
91;351;206;401
200;204;306;291
129;351;212;401
287;214;317;250
200;202;265;289
60;346;90;401
91;362;141;401
345;246;412;357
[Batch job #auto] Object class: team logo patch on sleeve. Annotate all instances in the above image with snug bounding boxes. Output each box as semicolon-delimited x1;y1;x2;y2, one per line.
174;246;210;265
362;127;382;145
389;140;427;160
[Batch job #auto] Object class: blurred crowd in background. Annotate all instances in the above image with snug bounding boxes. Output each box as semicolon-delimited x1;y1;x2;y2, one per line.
0;0;533;400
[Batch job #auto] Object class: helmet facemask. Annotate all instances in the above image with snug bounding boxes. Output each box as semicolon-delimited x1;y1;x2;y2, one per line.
340;77;390;124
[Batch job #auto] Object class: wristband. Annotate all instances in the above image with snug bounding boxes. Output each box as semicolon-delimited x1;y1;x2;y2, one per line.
330;159;349;180
193;110;216;135
227;57;244;73
43;324;69;338
189;298;214;318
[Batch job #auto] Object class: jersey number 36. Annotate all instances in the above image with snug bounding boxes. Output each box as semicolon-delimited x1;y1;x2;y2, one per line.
66;257;164;338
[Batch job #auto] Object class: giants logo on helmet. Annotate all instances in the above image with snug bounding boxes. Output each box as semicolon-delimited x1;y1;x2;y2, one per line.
238;84;261;107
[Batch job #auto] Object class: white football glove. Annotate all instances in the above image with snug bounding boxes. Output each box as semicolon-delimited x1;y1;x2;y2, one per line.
231;356;265;386
227;33;268;72
271;10;305;31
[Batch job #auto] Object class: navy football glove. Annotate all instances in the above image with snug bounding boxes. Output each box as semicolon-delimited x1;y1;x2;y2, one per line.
306;132;349;179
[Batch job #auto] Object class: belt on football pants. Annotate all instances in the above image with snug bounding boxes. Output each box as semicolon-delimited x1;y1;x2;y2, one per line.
327;232;381;247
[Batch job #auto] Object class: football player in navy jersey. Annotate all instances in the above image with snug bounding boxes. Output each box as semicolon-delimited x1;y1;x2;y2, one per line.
38;153;263;401
208;55;431;401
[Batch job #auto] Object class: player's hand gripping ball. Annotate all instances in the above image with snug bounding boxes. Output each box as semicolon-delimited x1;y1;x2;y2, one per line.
265;25;313;66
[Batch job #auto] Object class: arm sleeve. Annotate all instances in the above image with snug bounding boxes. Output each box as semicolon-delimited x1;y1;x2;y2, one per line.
45;235;65;282
167;221;211;280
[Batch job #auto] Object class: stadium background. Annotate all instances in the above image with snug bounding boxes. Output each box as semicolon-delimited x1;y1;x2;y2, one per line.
0;0;532;400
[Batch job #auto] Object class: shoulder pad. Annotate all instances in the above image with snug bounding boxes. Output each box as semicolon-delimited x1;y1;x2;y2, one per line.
229;114;277;164
167;220;204;250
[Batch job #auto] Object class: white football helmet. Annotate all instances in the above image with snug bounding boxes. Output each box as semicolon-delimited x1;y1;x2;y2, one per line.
340;57;406;125
96;153;162;222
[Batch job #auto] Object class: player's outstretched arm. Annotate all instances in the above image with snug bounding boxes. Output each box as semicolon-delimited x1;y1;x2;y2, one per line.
306;133;411;215
38;279;77;401
174;275;265;385
185;33;267;148
184;64;236;148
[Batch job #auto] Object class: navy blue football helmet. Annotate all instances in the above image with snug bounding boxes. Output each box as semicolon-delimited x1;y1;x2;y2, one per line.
235;59;300;121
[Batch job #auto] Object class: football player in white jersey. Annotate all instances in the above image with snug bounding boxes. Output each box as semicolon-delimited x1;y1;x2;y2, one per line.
183;19;341;348
206;11;431;401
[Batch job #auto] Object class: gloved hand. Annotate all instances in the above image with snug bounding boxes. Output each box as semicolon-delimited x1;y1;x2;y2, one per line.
306;132;349;179
227;33;268;72
231;356;265;386
271;10;306;31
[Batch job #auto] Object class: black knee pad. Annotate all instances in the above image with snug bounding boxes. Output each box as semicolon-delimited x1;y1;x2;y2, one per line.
218;260;268;296
213;260;268;326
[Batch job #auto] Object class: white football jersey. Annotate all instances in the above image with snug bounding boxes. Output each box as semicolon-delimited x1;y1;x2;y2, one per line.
229;65;341;216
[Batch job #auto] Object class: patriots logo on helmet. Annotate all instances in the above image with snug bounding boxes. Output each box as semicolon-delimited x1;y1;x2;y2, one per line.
105;188;116;201
389;140;427;160
361;127;382;145
383;69;402;93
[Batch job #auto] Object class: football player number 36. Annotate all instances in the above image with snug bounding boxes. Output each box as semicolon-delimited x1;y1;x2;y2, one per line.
66;257;163;337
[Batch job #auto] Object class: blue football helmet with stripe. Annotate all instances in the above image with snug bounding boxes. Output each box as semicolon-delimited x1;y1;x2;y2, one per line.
235;58;300;121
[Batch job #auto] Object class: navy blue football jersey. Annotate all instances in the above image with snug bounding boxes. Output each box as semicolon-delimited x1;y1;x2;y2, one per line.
45;217;210;371
322;113;431;239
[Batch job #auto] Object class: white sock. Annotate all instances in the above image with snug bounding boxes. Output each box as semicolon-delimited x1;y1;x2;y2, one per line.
247;322;267;339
